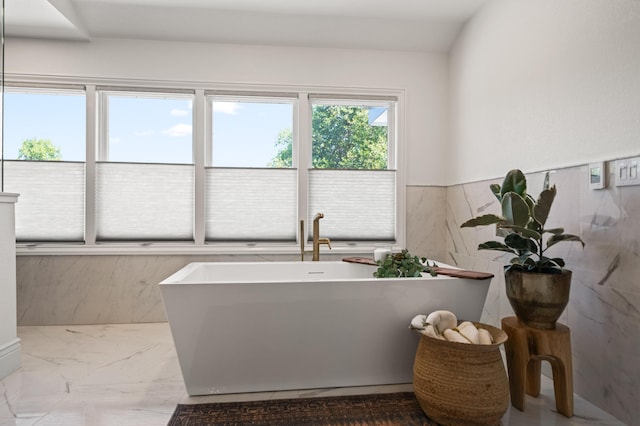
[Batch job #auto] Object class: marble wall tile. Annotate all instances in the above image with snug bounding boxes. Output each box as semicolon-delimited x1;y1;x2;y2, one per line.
17;252;329;326
446;165;639;425
617;183;640;295
16;254;284;326
405;186;447;261
572;162;622;286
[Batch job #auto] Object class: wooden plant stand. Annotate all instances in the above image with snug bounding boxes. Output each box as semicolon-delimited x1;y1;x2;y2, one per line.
501;316;574;417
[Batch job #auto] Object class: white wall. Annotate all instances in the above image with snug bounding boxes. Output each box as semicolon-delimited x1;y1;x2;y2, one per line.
449;0;640;184
5;37;450;186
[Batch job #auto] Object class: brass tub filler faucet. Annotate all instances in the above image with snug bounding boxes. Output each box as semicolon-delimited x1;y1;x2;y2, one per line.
299;213;332;261
312;213;331;261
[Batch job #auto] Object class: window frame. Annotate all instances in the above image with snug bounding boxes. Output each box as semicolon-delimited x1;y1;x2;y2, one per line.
304;96;398;243
8;76;405;255
203;93;300;244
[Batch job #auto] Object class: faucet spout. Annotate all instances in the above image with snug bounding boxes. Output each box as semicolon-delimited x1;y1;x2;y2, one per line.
312;213;331;261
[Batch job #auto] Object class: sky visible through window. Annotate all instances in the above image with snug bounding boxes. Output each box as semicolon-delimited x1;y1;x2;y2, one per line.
4;91;86;161
212;100;293;167
3;90;293;167
107;95;195;164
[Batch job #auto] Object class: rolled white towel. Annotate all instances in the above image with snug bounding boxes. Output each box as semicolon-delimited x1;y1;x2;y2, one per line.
478;328;494;345
410;314;427;330
426;310;457;334
457;321;480;344
443;329;470;344
421;324;441;339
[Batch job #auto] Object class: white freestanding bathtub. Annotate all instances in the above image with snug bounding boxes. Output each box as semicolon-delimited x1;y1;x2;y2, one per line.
159;261;491;396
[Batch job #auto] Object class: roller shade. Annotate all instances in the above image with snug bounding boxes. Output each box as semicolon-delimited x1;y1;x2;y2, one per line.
4;160;85;242
96;162;194;241
205;168;297;241
308;169;395;241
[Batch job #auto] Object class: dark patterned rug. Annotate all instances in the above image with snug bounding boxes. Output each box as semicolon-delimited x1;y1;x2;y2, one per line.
167;392;438;425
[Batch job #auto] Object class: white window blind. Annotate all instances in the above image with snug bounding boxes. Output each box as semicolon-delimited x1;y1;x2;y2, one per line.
205;168;297;241
96;162;194;241
308;169;396;241
4;161;85;241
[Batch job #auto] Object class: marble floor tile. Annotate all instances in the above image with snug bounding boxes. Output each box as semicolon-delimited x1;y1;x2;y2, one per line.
0;323;625;425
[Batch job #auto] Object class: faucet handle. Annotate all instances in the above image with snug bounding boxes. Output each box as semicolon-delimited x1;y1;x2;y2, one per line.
319;237;331;249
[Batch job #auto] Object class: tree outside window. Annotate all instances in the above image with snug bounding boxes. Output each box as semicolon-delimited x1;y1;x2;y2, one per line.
269;105;388;169
18;138;62;161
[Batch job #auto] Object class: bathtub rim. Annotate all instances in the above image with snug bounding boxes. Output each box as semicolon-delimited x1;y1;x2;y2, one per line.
159;260;467;286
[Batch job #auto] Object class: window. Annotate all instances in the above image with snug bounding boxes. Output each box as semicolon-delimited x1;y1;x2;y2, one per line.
96;91;195;241
205;96;297;241
307;99;396;241
210;98;294;168
3;87;86;241
6;80;403;251
101;92;193;164
311;102;389;170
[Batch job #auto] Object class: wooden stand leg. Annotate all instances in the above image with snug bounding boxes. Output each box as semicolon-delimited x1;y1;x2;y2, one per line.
529;324;574;417
501;317;574;417
549;349;574;417
526;358;541;397
502;318;529;411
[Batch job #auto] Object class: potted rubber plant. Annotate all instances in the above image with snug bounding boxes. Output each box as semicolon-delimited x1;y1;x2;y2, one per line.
460;169;584;329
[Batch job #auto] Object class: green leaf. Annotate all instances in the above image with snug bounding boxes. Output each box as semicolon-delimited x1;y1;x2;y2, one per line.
537;257;564;272
501;169;527;198
547;233;585;249
544;227;565;235
490;184;502;201
533;186;556;228
526;220;542;233
478;241;518;254
525;194;536;213
505;233;538;253
511;253;531;265
460;214;506;228
501;192;530;227
500;225;541;240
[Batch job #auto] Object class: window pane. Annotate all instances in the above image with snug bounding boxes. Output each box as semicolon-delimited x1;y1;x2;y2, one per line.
311;103;388;170
205;168;297;241
106;94;193;164
4;160;85;242
4;89;85;161
96;162;194;241
211;99;293;167
309;169;395;241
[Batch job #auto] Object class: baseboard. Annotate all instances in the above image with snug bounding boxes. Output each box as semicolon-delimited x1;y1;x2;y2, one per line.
0;338;22;379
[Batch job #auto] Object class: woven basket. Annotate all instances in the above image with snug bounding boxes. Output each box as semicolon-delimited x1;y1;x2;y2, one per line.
412;322;509;426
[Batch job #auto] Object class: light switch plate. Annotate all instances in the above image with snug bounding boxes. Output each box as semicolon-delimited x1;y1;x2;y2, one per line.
615;156;640;187
589;162;606;190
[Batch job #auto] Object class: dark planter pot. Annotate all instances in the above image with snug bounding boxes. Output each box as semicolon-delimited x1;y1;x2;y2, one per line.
505;269;572;330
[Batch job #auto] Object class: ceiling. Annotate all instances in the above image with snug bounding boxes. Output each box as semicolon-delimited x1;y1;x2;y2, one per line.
4;0;489;52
